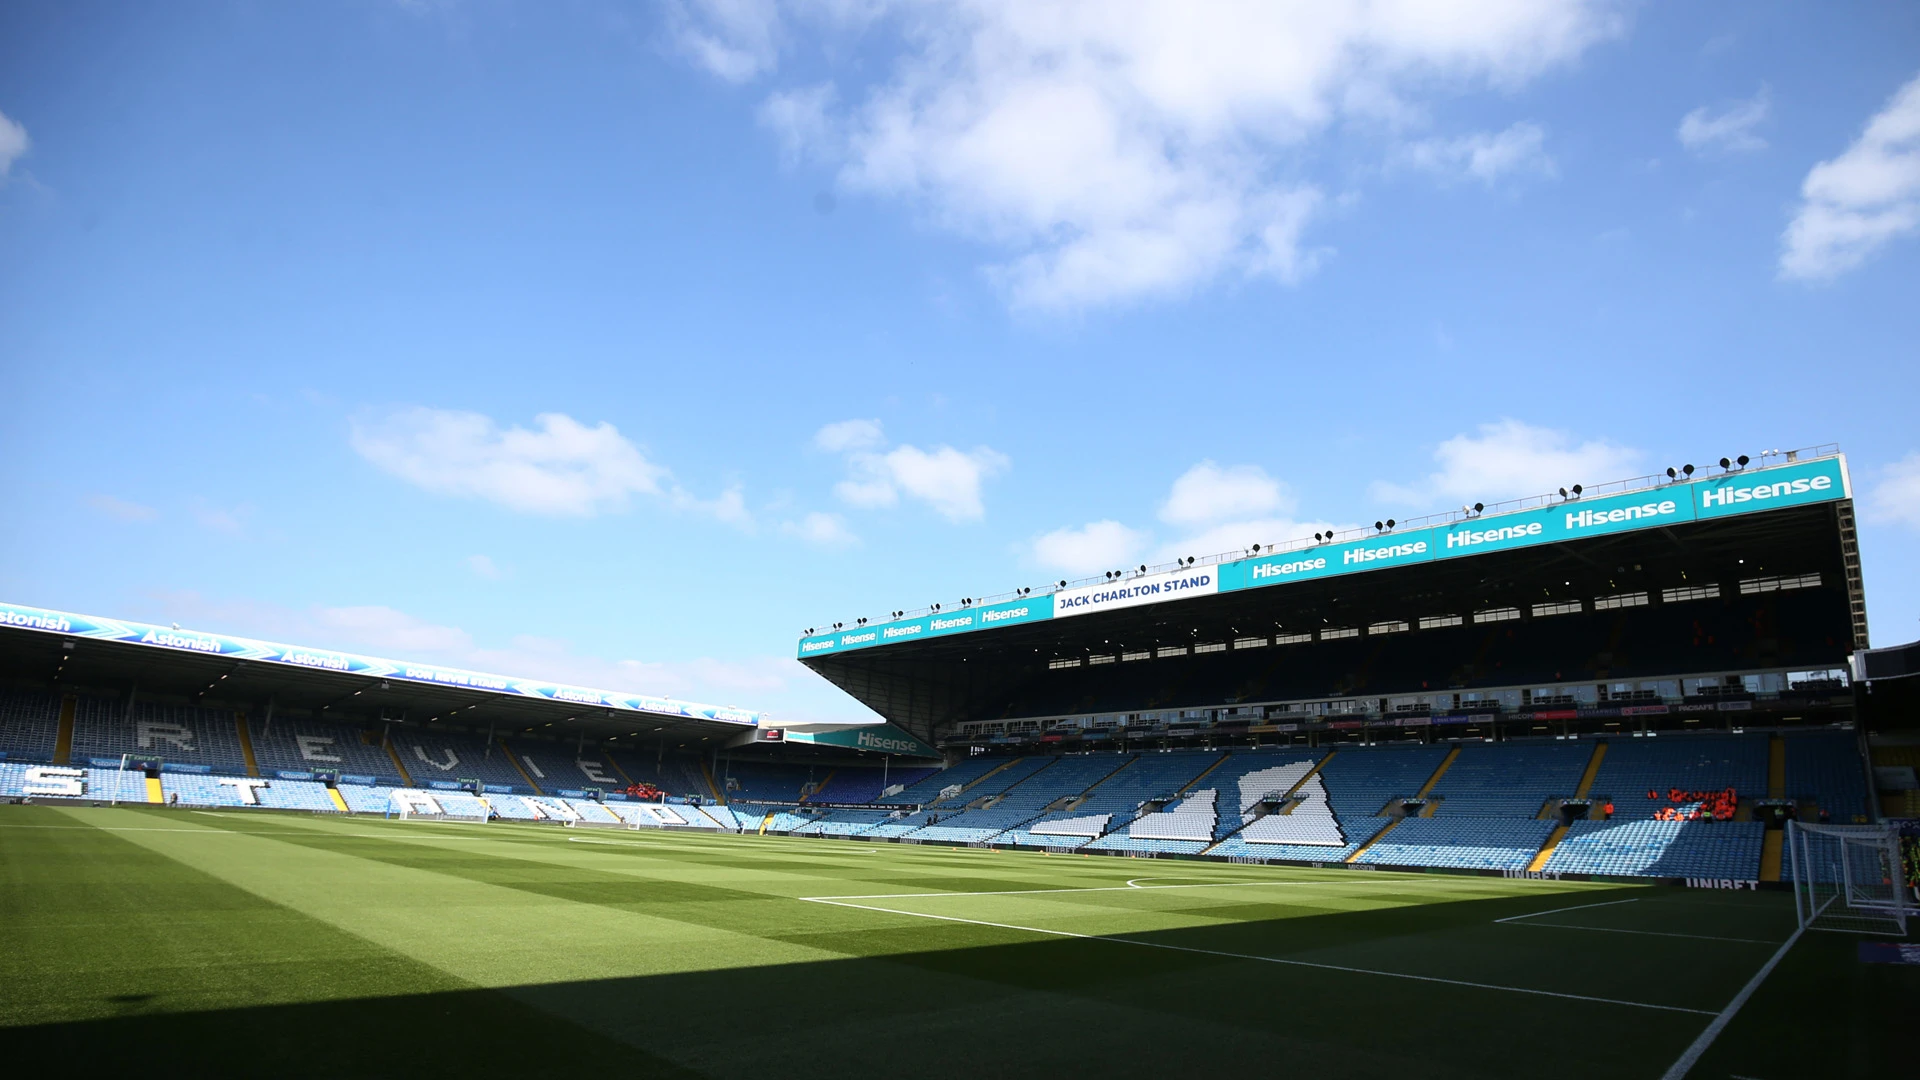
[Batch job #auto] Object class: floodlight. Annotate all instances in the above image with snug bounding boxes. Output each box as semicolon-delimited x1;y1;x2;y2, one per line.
1667;467;1677;479
1683;464;1694;476
1473;502;1484;513
1386;519;1395;529
1737;454;1749;467
1571;485;1582;496
1720;457;1731;469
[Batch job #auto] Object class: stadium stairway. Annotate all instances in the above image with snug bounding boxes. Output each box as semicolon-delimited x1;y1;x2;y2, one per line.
502;740;545;794
1176;753;1231;794
1573;741;1607;799
1526;825;1570;872
799;770;836;803
700;760;724;804
1768;735;1786;798
1760;830;1785;881
1416;745;1460;801
602;753;636;789
326;786;350;813
384;741;413;786
53;695;75;765
143;776;163;804
236;713;261;777
1344;818;1399;863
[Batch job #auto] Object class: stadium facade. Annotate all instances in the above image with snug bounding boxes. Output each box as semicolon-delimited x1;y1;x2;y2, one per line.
4;444;1912;889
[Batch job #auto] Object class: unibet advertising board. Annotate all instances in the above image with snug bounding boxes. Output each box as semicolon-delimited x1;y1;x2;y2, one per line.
797;455;1851;658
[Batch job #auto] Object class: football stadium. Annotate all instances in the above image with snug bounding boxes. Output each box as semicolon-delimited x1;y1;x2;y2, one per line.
3;447;1915;1078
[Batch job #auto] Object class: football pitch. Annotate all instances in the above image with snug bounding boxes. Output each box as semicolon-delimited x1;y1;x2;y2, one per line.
1;806;1906;1078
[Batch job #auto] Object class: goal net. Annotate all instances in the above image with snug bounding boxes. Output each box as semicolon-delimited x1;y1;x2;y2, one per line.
1790;820;1909;936
389;791;489;825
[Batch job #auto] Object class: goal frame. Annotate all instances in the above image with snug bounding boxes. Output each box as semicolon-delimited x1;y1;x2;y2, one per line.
1789;819;1909;936
392;797;490;825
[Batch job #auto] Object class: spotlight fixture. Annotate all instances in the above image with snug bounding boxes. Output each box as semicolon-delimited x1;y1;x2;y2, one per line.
1184;556;1196;565
1666;467;1677;479
1720;457;1731;469
1058;580;1067;588
1473;502;1484;514
930;603;940;611
1684;464;1695;476
1736;454;1749;467
1138;564;1147;574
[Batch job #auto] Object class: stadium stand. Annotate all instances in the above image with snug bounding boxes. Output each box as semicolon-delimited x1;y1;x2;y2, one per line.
1782;729;1871;823
158;774;338;811
1542;819;1765;879
804;765;937;804
606;751;714;802
717;759;818;804
1584;733;1769;820
248;717;407;784
0;762;150;802
1427;741;1591;816
69;697;251;773
510;745;626;794
388;729;531;792
1355;817;1558;871
0;689;59;763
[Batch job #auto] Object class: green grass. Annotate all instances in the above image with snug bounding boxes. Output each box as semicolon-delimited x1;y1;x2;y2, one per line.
1;805;1909;1078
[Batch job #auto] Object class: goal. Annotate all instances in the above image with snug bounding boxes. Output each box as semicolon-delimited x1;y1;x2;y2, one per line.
1789;820;1909;936
390;791;490;825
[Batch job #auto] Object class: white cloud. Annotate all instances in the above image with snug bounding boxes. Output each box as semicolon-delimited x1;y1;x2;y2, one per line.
192;499;252;535
1866;452;1920;529
781;511;861;547
1397;122;1556;183
1151;517;1340;566
350;407;670;516
1371;419;1643;506
839;444;1010;521
85;494;158;523
1677;87;1769;155
1159;461;1285;526
0;109;26;179
668;0;782;83
1781;71;1920;281
705;2;1620;308
819;421;1010;521
1031;460;1343;574
465;554;502;580
813;417;885;452
761;83;840;164
1029;519;1149;576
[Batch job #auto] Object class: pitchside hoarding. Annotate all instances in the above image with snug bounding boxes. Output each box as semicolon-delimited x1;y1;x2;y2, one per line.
797;455;1852;658
0;604;761;725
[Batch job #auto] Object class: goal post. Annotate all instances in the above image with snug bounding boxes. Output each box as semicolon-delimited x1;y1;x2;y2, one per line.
1789;820;1909;936
389;790;489;825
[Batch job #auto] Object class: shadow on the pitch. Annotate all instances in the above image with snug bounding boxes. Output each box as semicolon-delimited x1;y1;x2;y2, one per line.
2;881;1800;1080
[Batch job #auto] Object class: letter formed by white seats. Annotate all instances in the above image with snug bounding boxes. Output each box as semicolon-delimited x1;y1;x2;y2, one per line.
137;722;195;752
24;766;85;797
576;759;616;785
216;777;270;805
413;745;459;771
520;797;579;821
294;735;342;763
390;789;443;816
521;756;546;779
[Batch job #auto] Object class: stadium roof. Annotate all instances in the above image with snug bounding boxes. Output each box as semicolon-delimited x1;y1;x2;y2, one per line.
800;449;1865;738
0;603;765;745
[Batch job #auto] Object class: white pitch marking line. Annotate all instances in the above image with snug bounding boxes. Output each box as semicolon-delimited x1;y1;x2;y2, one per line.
800;896;1714;1016
1660;924;1805;1080
1494;897;1643;924
1502;921;1781;946
804;880;1324;902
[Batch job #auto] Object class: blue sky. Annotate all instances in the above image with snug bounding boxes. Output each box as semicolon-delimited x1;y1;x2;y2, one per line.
2;1;1917;725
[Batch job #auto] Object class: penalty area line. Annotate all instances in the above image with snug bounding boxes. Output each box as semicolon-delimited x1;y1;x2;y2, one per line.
799;896;1713;1016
